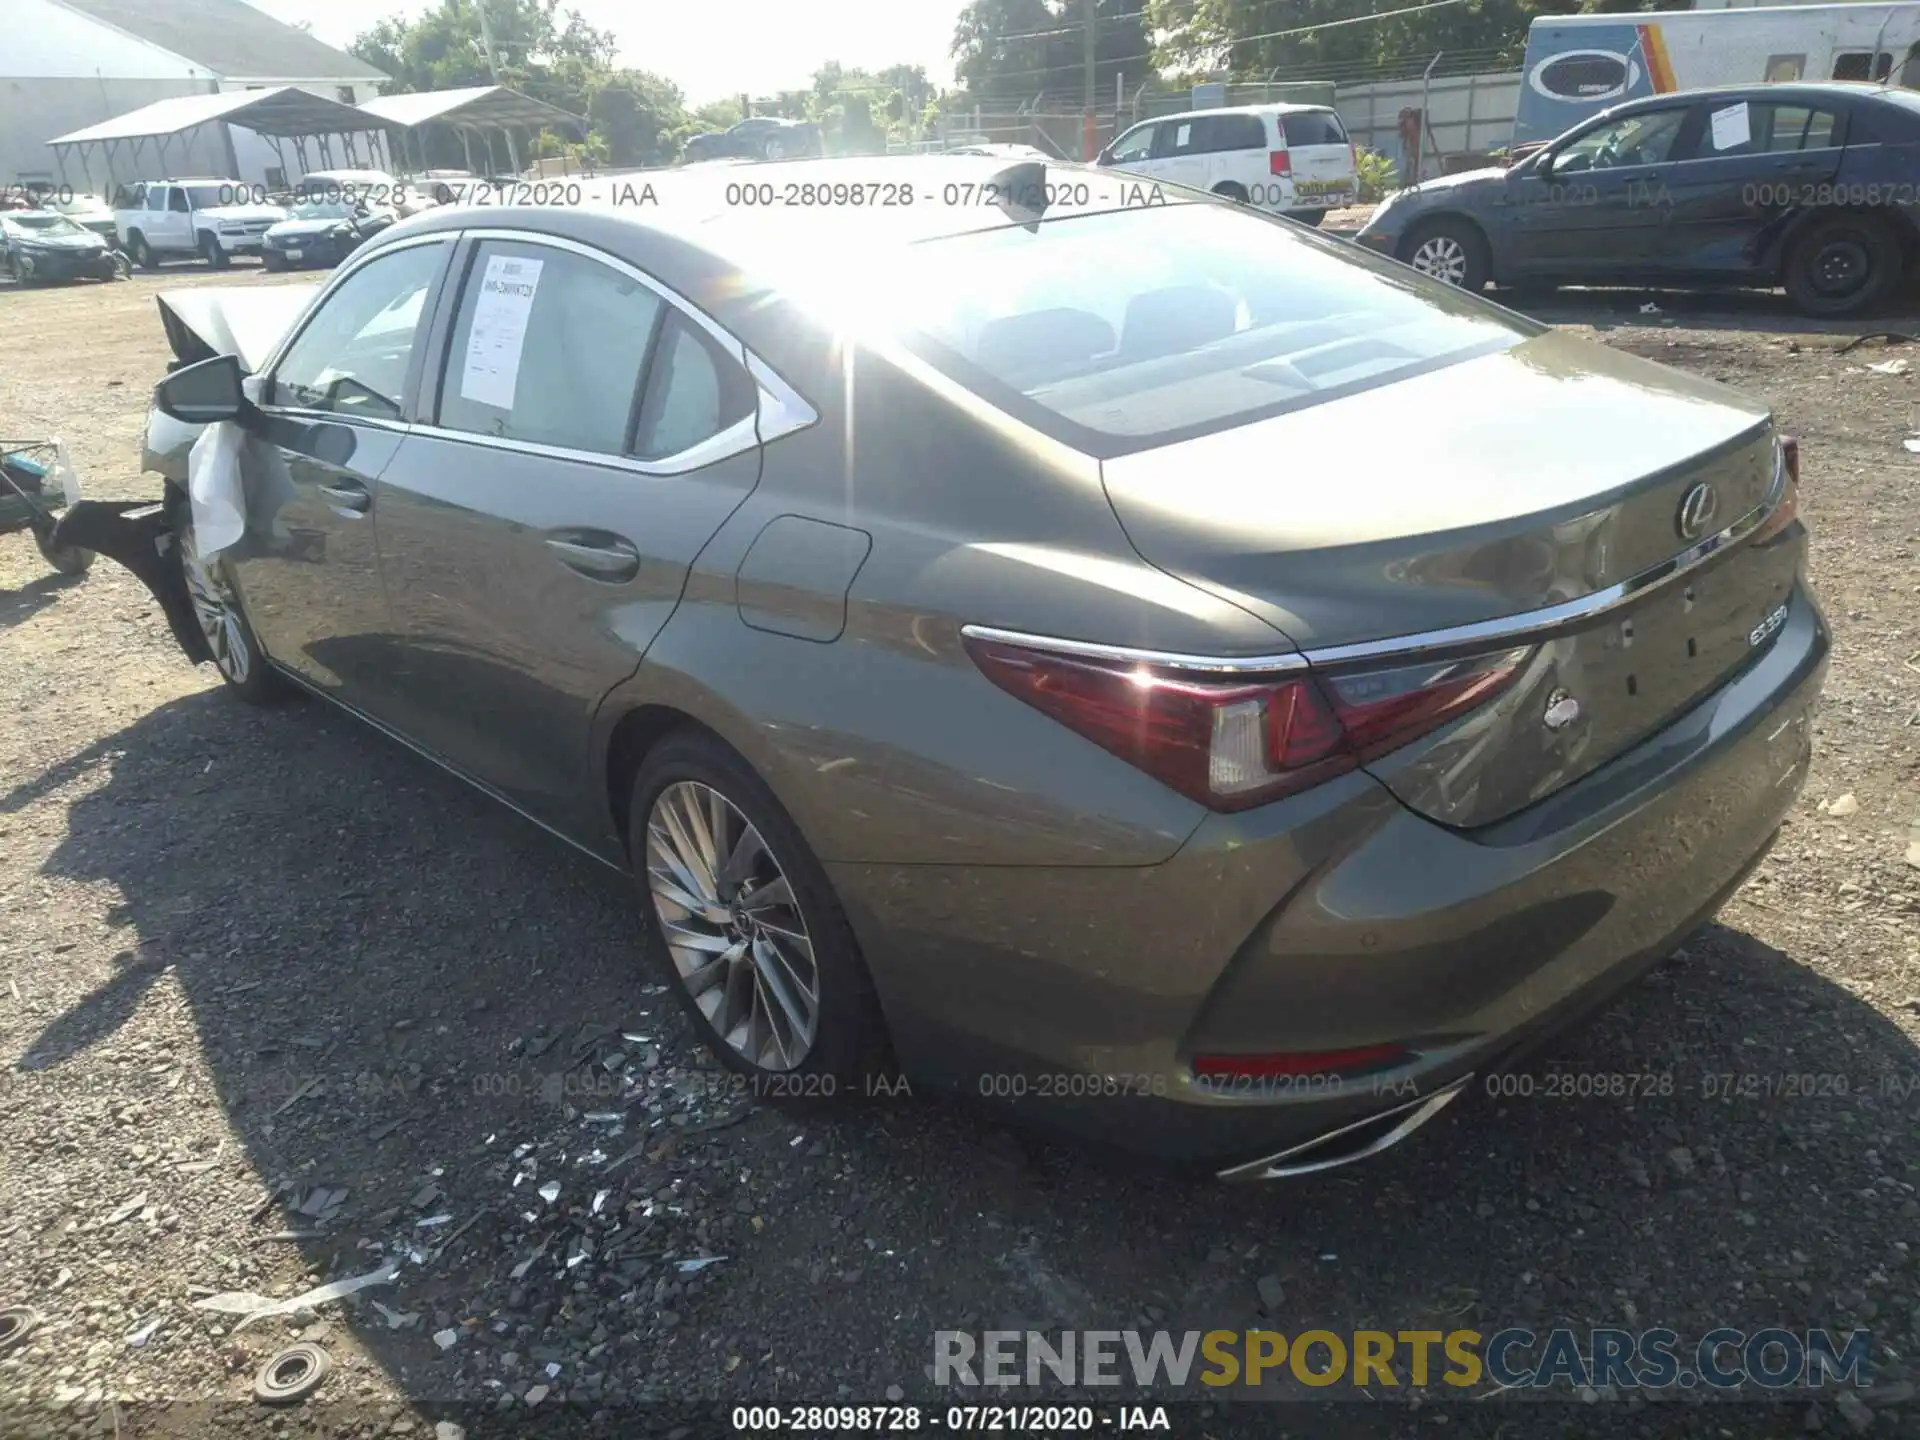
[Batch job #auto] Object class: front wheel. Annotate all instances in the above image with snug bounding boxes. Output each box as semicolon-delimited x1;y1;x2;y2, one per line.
1399;217;1490;291
175;499;283;703
128;232;158;270
1785;213;1902;317
200;232;230;269
632;731;889;1094
1289;207;1328;228
33;523;93;576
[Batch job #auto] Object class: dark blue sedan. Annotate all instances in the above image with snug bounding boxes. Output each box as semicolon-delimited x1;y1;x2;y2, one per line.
1355;82;1920;315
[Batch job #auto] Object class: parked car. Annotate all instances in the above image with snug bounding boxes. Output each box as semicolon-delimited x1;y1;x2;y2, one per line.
1355;82;1920;316
111;179;286;269
62;158;1826;1177
46;192;119;242
262;196;398;271
1096;103;1358;224
0;210;120;283
682;116;823;163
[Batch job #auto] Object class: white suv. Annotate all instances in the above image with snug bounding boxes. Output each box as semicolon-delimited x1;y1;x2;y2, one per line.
111;179;287;269
1095;104;1358;225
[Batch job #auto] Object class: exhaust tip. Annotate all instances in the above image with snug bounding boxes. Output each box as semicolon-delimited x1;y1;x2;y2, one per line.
1216;1073;1472;1181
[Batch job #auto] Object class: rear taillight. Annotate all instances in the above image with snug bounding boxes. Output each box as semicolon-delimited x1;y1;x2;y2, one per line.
1751;431;1802;546
1269;149;1292;176
963;635;1528;811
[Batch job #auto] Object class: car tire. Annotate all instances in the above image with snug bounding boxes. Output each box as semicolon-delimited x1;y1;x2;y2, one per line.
262;252;284;273
199;232;230;270
32;524;93;576
1784;212;1902;318
1399;217;1490;291
1290;208;1328;227
128;232;158;270
761;136;787;161
171;492;284;704
1211;182;1250;204
630;729;890;1097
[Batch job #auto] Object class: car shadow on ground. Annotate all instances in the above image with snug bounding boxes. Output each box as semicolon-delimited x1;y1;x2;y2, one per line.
0;566;85;634
6;686;1917;1425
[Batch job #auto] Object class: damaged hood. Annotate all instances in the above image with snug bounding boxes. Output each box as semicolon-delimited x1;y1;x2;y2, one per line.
157;285;322;371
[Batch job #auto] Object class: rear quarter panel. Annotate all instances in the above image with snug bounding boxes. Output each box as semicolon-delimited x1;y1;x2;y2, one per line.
594;332;1290;868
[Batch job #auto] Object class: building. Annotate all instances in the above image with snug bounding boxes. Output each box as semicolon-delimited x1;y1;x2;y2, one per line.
4;0;387;194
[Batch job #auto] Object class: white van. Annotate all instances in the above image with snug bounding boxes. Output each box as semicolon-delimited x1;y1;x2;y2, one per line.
1095;104;1358;224
1514;2;1920;144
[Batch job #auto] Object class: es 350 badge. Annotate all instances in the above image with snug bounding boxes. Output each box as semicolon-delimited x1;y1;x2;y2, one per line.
1749;602;1789;649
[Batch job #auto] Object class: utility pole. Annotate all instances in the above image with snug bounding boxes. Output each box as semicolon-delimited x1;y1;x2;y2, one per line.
475;0;502;81
472;0;521;177
1081;0;1097;160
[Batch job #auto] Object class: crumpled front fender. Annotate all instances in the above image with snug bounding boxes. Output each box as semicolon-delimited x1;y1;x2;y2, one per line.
52;497;212;666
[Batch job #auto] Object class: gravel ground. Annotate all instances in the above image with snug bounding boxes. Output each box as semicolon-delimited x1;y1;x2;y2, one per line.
3;261;1920;1440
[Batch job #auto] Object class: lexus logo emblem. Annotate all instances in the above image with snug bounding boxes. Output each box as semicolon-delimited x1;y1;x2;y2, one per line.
1677;482;1720;541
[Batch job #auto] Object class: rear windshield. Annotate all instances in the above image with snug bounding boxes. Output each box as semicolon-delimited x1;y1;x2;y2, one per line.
1282;110;1348;147
889;201;1529;454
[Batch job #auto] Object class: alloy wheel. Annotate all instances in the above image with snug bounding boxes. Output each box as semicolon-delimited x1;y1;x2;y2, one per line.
1408;234;1468;285
179;523;252;684
645;780;820;1071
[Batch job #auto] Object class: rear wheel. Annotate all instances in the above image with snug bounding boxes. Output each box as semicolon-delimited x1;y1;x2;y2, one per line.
1400;217;1490;291
1785;212;1902;317
1211;182;1250;204
199;232;230;269
631;730;889;1095
175;499;282;703
761;136;788;161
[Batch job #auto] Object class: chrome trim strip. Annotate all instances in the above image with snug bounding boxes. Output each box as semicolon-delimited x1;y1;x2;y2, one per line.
405;414;761;478
1303;463;1784;672
957;624;1309;675
1216;1073;1472;1181
967;435;1786;677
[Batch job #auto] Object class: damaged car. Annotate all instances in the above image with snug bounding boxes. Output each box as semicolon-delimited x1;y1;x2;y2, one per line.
62;159;1827;1178
0;210;121;283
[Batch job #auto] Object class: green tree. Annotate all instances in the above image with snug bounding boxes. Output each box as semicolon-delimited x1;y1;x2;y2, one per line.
951;0;1150;103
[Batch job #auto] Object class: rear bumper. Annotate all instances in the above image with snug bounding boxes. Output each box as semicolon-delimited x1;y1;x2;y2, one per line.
831;584;1828;1171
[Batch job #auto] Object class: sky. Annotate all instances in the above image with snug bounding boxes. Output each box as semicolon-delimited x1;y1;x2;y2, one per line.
249;0;969;105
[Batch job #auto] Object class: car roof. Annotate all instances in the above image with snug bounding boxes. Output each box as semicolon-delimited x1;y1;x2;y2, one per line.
1612;80;1908;111
391;154;1200;258
1142;102;1333;123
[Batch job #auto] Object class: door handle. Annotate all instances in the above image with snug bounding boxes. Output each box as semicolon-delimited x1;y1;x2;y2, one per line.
545;533;641;583
317;481;371;514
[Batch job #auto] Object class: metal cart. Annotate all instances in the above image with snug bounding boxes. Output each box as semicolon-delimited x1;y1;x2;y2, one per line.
1;439;94;575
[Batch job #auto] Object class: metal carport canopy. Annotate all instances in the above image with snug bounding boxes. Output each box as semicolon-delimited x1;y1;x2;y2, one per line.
47;87;394;192
358;86;586;176
49;86;378;146
357;85;585;134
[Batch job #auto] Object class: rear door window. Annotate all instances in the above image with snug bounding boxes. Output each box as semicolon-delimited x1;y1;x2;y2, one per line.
438;239;665;454
1152;120;1198;158
631;316;756;460
887;201;1528;456
1281;110;1348;147
1209;113;1268;152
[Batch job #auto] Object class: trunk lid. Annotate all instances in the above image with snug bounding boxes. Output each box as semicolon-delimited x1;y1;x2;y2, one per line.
1100;329;1796;827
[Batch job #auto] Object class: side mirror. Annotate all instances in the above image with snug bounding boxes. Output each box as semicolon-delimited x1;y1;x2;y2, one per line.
156;353;248;425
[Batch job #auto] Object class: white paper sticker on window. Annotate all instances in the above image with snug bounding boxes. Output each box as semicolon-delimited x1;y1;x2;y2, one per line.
460;254;544;412
1709;102;1751;152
